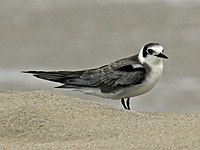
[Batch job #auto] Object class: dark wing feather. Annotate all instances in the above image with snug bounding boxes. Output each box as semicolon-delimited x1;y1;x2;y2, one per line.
81;56;146;93
23;55;146;93
23;70;86;84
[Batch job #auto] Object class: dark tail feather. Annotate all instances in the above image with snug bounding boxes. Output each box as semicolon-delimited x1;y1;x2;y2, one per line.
22;70;85;84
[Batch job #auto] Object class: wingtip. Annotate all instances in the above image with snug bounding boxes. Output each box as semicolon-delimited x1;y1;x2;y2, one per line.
21;71;28;73
21;71;43;74
21;71;33;74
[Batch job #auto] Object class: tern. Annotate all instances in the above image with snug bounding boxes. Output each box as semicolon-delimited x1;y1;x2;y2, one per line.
23;43;168;110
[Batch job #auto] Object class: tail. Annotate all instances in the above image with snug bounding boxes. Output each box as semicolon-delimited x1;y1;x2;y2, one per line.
22;70;91;88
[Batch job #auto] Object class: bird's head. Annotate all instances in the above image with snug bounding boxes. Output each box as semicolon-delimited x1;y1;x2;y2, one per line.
139;43;168;65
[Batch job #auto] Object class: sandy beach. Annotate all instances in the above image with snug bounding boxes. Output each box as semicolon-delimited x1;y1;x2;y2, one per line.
0;90;200;149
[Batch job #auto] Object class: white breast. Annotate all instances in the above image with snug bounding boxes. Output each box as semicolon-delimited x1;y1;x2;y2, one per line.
120;61;164;99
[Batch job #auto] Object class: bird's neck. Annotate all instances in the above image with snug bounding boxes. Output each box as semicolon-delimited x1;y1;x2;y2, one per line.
138;48;145;64
138;50;163;68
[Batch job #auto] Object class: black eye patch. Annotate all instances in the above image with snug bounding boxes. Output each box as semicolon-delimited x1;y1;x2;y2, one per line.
147;49;154;55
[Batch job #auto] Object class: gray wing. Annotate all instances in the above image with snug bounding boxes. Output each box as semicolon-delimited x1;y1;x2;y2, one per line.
81;58;146;93
23;56;146;93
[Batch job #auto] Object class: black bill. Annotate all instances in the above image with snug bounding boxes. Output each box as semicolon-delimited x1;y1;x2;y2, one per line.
156;53;168;59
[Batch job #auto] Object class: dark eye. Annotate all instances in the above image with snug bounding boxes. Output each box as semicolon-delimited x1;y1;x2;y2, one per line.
147;49;154;55
162;49;164;53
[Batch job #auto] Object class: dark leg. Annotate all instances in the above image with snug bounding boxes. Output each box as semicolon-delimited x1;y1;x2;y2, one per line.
126;98;130;110
121;98;127;110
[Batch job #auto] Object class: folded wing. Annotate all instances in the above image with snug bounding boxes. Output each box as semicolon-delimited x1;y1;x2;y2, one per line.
81;56;146;93
23;55;146;93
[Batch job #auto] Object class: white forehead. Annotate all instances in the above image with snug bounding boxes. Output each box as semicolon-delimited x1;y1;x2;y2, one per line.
148;45;163;53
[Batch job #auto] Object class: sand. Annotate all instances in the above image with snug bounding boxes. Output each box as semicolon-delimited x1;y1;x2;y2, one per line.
0;90;200;149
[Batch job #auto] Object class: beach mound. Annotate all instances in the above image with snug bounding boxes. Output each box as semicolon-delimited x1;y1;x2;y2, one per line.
0;90;200;149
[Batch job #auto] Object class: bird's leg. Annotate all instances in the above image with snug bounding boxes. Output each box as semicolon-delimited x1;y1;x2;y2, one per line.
121;98;127;110
126;98;130;110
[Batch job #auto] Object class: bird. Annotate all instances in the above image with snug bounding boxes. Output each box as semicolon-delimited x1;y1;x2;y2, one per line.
23;43;168;110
